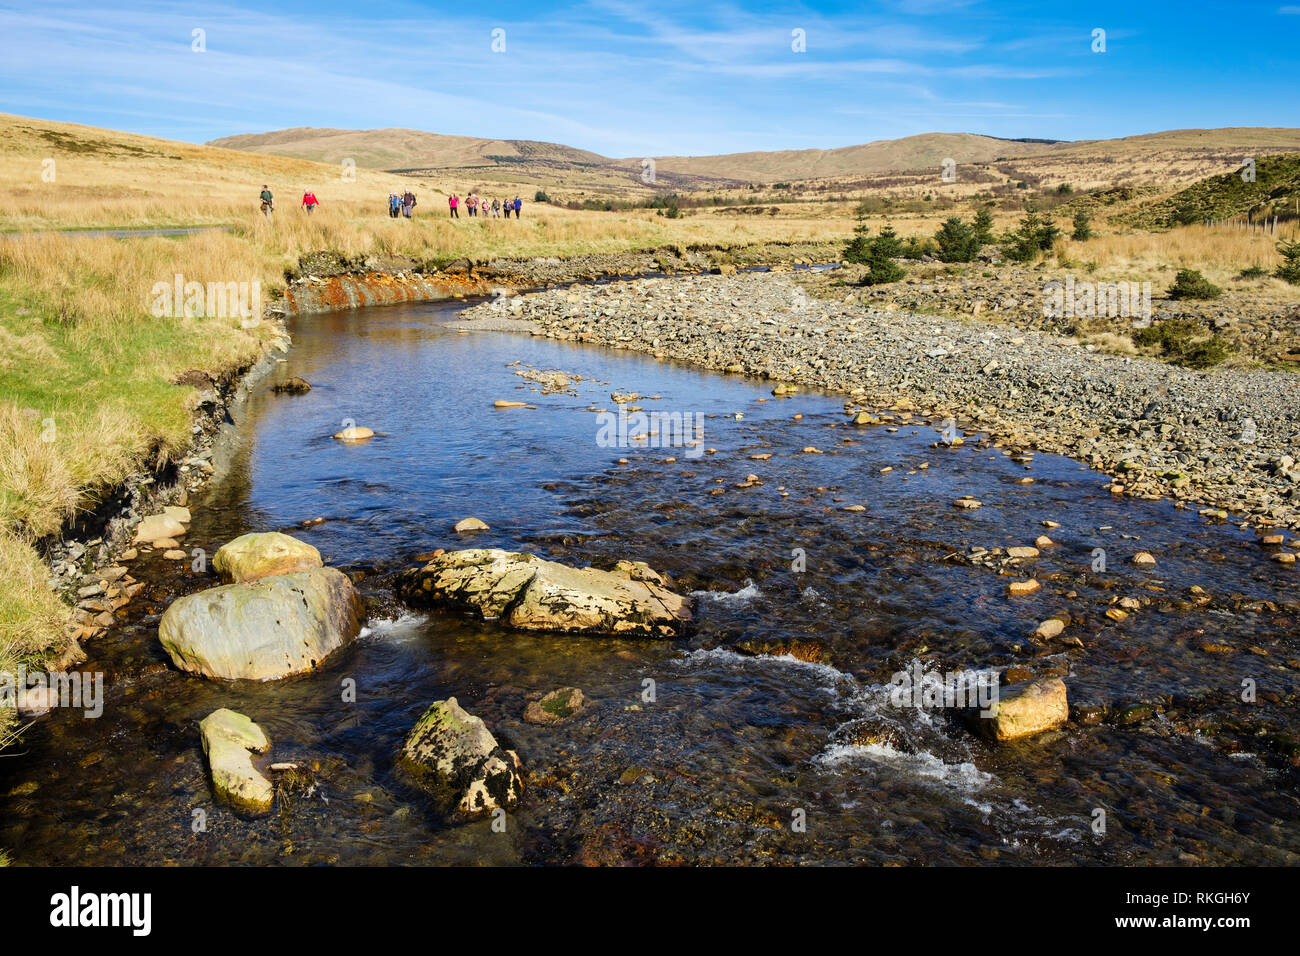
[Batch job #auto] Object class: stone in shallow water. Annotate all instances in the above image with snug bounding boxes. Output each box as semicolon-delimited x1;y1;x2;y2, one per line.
733;636;832;664
272;376;312;394
200;709;273;816
159;567;364;680
333;425;374;442
133;513;186;545
397;549;692;638
213;531;322;584
971;678;1069;742
400;697;523;817
1033;618;1065;640
523;687;585;725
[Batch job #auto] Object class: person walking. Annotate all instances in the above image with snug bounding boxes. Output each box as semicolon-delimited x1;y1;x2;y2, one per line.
449;193;459;218
402;189;416;218
259;185;274;219
512;195;522;218
467;192;479;217
301;190;319;215
388;193;402;218
491;197;501;218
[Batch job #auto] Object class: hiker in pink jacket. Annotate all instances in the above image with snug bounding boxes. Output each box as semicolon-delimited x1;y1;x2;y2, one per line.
449;193;459;218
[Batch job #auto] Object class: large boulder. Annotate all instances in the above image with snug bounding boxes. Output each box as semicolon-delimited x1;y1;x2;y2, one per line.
396;549;692;638
213;532;323;584
159;567;364;680
200;709;273;816
399;697;523;817
971;677;1069;742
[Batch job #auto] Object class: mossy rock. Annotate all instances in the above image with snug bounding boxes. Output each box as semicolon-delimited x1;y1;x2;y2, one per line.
523;687;585;725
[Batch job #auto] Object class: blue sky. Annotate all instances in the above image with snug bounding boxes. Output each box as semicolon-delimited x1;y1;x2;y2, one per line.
0;0;1296;156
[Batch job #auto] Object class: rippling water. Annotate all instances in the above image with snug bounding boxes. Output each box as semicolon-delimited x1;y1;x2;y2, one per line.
2;297;1298;866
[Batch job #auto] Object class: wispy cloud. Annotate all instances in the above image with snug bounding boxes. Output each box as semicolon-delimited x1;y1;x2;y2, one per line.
0;0;1293;155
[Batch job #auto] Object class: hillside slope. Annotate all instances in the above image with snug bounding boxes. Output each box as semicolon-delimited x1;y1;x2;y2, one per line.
1120;152;1300;229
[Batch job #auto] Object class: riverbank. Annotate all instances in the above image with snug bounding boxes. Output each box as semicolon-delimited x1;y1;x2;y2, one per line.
459;269;1300;535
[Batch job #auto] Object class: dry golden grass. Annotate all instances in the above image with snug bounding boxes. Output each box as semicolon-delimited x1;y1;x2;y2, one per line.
1060;223;1300;291
0;527;70;747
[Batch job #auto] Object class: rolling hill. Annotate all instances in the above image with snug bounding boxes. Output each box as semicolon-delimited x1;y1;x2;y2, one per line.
208;126;1300;196
208;127;1061;185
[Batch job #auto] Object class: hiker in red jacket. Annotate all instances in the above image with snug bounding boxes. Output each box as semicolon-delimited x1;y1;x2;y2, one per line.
301;190;319;214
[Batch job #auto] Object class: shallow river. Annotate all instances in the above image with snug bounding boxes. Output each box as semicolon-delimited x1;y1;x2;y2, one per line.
2;294;1298;865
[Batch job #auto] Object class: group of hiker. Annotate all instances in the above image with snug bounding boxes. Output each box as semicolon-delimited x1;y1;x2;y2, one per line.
258;185;320;218
448;192;522;219
258;185;524;221
387;190;417;218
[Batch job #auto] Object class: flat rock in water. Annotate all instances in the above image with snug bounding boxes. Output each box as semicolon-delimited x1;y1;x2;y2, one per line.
400;697;523;817
133;513;186;545
213;531;323;583
159;567;364;680
397;549;692;638
200;709;273;816
972;677;1069;742
333;426;374;442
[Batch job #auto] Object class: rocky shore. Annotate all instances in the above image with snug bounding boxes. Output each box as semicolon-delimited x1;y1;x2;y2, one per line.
460;269;1300;532
274;241;842;315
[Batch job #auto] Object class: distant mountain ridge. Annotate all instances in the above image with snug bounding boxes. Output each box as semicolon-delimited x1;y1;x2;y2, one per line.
207;126;1300;195
207;127;1067;183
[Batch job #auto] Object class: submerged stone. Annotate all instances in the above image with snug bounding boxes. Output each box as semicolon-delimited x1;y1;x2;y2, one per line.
523;687;585;725
396;548;692;638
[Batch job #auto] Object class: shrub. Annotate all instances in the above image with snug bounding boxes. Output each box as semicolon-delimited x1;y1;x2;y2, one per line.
1181;338;1234;368
1166;268;1222;300
861;255;907;286
972;205;995;245
934;216;980;262
843;219;875;265
1133;317;1203;352
899;236;936;259
1132;317;1233;368
1071;209;1092;241
1276;239;1300;285
1003;204;1058;262
534;190;551;203
843;218;906;284
1238;265;1269;280
873;224;902;259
